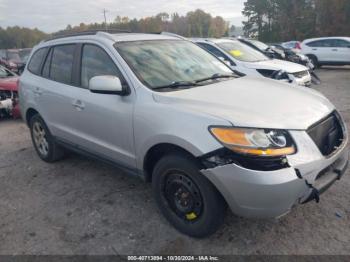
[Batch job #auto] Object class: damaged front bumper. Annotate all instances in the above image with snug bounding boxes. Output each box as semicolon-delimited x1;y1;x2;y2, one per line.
201;130;349;218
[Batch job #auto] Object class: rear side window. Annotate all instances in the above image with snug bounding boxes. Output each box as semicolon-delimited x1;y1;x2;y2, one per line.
81;44;122;88
28;48;48;75
306;40;332;47
50;45;76;85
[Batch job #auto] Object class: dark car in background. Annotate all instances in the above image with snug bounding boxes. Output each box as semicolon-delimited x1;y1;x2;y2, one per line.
0;49;31;74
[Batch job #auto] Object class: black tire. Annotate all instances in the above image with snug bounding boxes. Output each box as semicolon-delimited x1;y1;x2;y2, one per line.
307;55;320;69
29;114;65;162
152;153;226;238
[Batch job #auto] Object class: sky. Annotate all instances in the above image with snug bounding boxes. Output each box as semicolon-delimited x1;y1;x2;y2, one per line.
0;0;245;33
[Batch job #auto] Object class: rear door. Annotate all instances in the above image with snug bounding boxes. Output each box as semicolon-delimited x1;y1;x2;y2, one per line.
65;43;136;168
38;44;79;140
330;39;350;63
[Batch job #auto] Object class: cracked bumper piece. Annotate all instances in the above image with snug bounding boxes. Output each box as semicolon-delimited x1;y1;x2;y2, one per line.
202;164;309;218
201;140;349;219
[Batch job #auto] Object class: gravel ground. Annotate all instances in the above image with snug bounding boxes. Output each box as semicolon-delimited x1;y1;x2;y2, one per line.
0;67;349;255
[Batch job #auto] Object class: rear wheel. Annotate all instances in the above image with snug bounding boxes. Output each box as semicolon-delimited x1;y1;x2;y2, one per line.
152;153;226;238
29;114;65;162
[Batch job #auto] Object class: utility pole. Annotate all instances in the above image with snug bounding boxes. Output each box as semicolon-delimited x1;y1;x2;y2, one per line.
103;9;108;30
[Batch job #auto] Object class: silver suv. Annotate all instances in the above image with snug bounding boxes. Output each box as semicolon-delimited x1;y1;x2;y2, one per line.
19;32;349;237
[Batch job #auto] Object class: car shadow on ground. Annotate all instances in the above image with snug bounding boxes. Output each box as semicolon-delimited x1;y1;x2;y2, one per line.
49;151;345;255
318;66;350;71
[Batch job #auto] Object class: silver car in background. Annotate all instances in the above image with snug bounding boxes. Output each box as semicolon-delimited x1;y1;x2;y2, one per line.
19;31;348;237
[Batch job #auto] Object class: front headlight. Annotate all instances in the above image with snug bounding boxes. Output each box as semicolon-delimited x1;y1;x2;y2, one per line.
209;127;296;157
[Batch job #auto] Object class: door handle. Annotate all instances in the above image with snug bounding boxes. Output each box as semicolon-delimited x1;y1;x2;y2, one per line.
312;48;317;51
332;49;338;51
72;99;85;110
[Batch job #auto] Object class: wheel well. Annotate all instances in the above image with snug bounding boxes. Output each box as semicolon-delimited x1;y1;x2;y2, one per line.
143;143;201;182
306;54;318;61
25;108;39;126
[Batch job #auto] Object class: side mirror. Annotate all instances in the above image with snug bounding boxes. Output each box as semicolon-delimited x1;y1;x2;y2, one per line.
88;75;127;95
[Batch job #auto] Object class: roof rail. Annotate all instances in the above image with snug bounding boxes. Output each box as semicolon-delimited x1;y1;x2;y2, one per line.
44;29;131;42
160;32;187;40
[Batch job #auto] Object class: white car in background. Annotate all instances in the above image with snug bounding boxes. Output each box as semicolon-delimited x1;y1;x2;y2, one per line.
301;37;350;68
192;38;312;87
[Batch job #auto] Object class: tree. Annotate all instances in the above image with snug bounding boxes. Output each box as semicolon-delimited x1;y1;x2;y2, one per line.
186;9;212;37
0;9;230;48
242;0;350;42
0;26;48;49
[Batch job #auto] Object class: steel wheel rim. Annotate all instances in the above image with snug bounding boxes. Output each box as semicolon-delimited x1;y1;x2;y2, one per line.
162;171;203;222
33;122;49;156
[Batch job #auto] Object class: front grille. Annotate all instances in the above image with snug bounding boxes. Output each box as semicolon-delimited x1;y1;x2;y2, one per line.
307;113;344;156
292;70;309;78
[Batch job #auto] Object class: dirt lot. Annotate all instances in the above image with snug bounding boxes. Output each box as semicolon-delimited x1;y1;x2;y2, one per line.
0;67;349;255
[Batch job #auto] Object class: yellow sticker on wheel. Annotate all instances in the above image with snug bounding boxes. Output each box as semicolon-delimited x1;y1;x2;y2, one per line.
186;212;197;220
229;50;242;57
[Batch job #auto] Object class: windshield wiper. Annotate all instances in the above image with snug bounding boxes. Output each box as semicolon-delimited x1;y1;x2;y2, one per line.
152;81;200;90
194;73;236;84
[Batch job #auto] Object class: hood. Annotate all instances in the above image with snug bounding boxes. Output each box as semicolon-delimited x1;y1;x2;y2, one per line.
0;76;19;92
152;77;334;130
242;59;308;73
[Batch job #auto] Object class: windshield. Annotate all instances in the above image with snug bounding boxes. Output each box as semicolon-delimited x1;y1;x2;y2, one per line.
115;40;233;90
249;40;269;51
7;51;21;62
217;40;269;62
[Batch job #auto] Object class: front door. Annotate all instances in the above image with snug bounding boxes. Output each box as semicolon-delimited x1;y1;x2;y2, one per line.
67;44;136;168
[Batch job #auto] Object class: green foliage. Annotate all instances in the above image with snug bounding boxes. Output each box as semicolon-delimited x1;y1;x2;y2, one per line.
242;0;350;42
54;9;228;39
0;26;48;49
0;9;229;49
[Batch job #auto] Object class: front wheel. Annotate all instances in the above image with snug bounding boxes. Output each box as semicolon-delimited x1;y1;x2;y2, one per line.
152;153;226;238
307;55;319;69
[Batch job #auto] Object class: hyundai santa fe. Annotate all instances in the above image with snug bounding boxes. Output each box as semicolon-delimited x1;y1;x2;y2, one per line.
19;31;349;237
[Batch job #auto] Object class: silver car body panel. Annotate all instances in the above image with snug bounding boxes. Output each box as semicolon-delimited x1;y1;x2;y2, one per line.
152;76;334;130
19;32;349;219
202;130;348;218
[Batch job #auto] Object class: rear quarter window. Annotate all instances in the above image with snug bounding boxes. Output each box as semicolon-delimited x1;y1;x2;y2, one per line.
28;48;48;75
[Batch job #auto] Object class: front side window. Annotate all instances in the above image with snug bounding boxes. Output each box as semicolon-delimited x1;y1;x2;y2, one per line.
116;40;233;89
50;45;75;85
217;40;269;62
81;45;122;88
28;48;48;75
